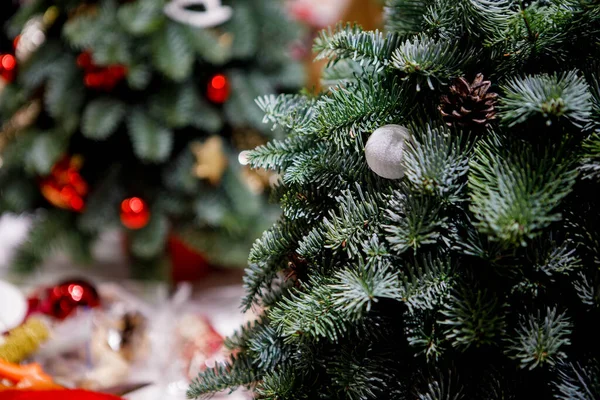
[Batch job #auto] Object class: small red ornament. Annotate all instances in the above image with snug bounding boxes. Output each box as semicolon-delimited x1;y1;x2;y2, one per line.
40;155;88;212
168;235;212;283
207;73;230;104
120;197;150;230
28;279;101;320
77;51;127;91
0;53;17;83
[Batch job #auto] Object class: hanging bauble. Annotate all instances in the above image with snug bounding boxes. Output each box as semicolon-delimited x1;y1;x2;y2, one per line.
206;73;230;104
365;124;412;180
30;279;101;320
0;54;17;83
39;155;88;212
0;281;27;333
164;0;232;28
120;197;150;230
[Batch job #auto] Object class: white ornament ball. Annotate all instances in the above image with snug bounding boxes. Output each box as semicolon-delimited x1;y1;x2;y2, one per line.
365;124;411;180
0;280;27;332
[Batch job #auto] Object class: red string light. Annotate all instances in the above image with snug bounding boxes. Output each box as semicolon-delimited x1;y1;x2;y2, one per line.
0;54;17;83
120;197;151;230
207;73;230;104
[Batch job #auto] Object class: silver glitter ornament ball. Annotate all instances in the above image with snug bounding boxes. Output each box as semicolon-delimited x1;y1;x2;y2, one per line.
364;124;411;180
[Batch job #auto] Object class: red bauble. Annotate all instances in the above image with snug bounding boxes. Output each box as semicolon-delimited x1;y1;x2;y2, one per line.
207;73;230;104
120;197;150;230
40;155;88;212
29;279;101;320
0;53;17;83
76;51;94;69
168;235;212;283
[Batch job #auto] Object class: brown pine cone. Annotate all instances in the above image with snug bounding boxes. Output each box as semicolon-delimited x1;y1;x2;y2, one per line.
439;73;498;129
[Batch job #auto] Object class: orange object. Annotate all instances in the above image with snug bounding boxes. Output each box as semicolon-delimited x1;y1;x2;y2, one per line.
39;155;88;212
0;390;122;399
0;359;62;391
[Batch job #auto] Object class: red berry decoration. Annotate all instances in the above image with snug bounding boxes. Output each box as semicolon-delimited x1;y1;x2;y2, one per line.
29;279;101;320
207;73;230;104
77;51;127;91
40;155;88;212
120;197;150;230
0;53;17;83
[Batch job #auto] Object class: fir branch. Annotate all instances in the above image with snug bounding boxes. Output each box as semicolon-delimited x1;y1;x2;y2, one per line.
405;310;446;362
12;211;93;272
327;347;393;400
527;235;582;279
439;286;506;350
554;360;600;400
151;21;194;81
384;0;433;36
314;24;402;71
82;98;127;140
247;321;295;370
414;369;465;400
505;307;572;370
574;271;600;308
391;34;473;89
248;136;311;173
330;261;402;320
384;189;448;254
242;221;306;310
256;368;312;400
127;109;173;163
269;274;351;342
579;132;600;180
399;255;456;312
187;353;259;399
404;123;472;202
256;94;316;132
313;76;408;147
469;134;578;247
321;186;383;259
499;70;593;128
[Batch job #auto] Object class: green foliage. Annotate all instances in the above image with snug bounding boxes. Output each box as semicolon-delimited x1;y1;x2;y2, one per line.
554;360;600;400
500;71;593;128
469;135;578;247
188;1;600;398
187;354;259;400
439;286;506;350
314;24;402;71
391;34;472;89
385;188;448;253
1;0;302;273
127;109;173;163
82;98;127;140
505;308;572;370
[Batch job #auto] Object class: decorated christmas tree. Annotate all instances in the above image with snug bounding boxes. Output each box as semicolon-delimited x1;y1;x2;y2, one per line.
189;0;600;398
0;0;303;275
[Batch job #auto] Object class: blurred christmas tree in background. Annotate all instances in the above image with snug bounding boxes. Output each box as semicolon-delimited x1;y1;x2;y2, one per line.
188;0;600;398
0;0;303;277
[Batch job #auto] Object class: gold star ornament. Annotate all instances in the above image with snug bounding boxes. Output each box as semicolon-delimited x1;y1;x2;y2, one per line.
191;136;229;185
